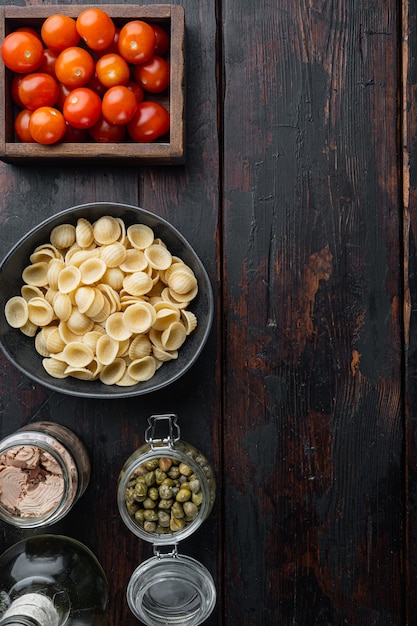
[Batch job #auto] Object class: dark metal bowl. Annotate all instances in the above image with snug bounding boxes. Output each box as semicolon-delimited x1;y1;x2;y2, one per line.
0;202;214;399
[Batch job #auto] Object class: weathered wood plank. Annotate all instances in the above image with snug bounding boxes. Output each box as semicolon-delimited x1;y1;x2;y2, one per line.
222;1;403;623
0;1;220;624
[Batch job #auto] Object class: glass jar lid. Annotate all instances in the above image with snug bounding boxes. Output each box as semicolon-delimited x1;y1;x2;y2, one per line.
126;547;216;626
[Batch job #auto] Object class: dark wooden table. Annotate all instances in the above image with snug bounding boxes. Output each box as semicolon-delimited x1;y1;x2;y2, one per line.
1;0;417;624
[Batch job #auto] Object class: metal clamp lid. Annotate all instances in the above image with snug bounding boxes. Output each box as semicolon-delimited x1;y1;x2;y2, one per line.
145;414;180;450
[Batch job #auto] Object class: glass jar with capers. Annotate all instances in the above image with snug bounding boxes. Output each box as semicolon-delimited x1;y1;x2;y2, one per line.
117;413;216;543
117;414;217;626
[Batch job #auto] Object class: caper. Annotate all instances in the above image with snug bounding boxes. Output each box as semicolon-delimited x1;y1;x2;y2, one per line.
144;521;157;533
176;487;191;502
158;498;174;509
159;457;173;472
179;462;193;476
124;487;136;505
134;509;145;523
134;464;148;476
155;468;167;484
155;524;170;534
192;491;203;506
189;479;201;494
126;501;139;515
144;471;156;487
157;510;170;527
168;466;180;479
134;481;148;499
159;483;173;500
183;501;199;520
145;459;160;471
170;515;186;532
148;487;159;501
143;509;158;522
171;501;185;518
143;497;157;509
162;477;175;487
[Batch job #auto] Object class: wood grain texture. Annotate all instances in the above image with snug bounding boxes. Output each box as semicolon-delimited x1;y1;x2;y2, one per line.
0;1;220;625
222;0;403;623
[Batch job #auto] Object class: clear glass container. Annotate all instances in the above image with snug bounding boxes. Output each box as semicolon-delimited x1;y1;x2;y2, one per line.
0;421;90;528
118;414;216;626
0;534;108;626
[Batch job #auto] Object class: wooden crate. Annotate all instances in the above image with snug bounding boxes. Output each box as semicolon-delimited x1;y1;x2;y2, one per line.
0;4;185;164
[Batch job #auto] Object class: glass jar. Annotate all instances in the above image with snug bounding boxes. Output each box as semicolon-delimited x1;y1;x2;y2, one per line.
0;534;108;625
118;414;216;626
0;421;90;528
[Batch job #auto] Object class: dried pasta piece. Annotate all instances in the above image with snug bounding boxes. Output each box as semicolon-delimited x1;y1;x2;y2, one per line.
27;297;54;327
22;262;49;287
66;309;94;335
4;296;29;328
93;215;121;245
64;365;94;380
152;345;178;362
99;358;126;385
127;355;157;382
62;342;94;368
47;258;66;290
119;248;147;273
21;285;45;301
105;312;132;342
123;301;156;334
42;357;69;379
144;244;172;270
75;218;94;248
100;242;127;268
45;327;66;354
50;223;76;249
53;292;72;322
127;223;154;249
96;334;119;365
58;266;81;294
102;267;125;291
161;322;187;351
128;334;152;360
123;271;153;297
20;320;38;337
181;310;198;335
79;257;106;285
152;303;180;331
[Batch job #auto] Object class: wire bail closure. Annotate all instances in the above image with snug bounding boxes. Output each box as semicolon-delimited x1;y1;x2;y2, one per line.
145;414;181;450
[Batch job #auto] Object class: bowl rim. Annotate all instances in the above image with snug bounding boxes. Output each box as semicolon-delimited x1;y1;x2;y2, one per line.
0;201;214;399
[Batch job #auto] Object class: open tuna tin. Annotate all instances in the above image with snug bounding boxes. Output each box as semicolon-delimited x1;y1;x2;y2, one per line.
117;413;216;626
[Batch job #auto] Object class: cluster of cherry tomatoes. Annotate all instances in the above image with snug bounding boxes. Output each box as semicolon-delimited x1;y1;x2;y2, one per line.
1;8;171;144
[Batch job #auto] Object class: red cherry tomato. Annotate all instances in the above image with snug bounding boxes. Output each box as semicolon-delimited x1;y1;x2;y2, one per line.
29;106;66;144
56;82;72;110
151;24;170;56
85;72;108;98
89;115;126;142
76;8;116;51
102;85;137;125
18;73;59;110
96;28;120;57
38;48;59;76
134;56;170;93
55;46;95;88
125;80;145;104
15;27;42;40
11;75;26;108
63;122;89;142
96;53;130;88
41;14;80;51
14;109;35;142
127;101;170;142
118;20;156;65
63;87;102;129
1;31;44;73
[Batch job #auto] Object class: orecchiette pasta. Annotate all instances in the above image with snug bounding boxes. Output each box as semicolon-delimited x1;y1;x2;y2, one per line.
3;216;200;387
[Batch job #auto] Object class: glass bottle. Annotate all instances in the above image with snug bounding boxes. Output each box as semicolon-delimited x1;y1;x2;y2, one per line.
0;534;108;626
118;414;217;626
0;422;90;528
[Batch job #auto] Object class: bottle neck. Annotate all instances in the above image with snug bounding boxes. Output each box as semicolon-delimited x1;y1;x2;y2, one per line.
0;594;60;626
